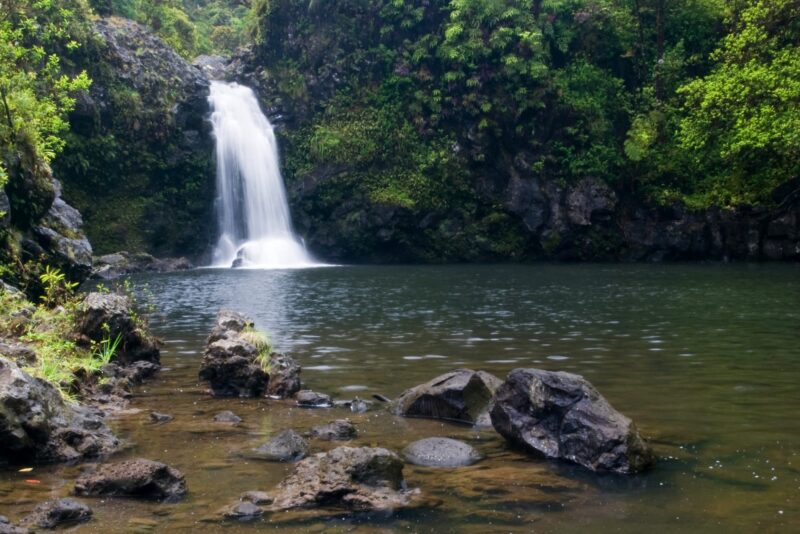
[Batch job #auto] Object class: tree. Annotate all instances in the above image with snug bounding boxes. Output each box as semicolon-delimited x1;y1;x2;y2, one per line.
677;0;800;206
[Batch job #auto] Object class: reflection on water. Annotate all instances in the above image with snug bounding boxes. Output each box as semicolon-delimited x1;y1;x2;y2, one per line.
1;264;799;532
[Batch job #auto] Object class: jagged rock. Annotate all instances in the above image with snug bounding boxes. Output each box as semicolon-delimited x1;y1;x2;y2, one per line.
0;357;119;464
268;446;418;512
402;438;482;468
0;516;27;534
308;420;357;441
73;458;187;501
193;55;230;80
91;251;192;280
20;498;92;529
149;412;173;424
213;411;242;424
295;390;332;408
390;369;502;426
0;341;36;365
252;430;308;462
491;368;655;474
73;292;160;365
199;311;268;397
265;353;301;399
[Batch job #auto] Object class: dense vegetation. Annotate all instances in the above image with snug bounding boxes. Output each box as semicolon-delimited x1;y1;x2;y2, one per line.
0;0;798;264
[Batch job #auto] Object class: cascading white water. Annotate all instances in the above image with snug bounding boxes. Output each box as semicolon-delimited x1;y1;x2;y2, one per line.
209;81;318;269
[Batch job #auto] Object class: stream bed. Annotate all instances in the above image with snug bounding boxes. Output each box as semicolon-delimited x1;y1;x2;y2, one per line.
1;264;799;532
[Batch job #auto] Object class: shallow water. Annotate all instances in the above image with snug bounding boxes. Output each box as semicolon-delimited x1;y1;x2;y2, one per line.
2;264;799;532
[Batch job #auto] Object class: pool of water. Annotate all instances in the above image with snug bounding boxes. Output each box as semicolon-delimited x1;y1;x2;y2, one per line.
2;264;799;532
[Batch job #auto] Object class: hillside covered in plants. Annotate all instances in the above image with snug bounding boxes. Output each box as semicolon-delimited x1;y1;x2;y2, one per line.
1;0;798;285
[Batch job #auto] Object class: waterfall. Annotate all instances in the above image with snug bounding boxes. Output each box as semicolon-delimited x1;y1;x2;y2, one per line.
208;81;318;269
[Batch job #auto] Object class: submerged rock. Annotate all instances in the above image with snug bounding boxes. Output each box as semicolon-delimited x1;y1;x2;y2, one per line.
265;352;302;399
0;516;27;534
240;491;273;505
268;446;418;512
402;438;482;468
199;310;268;397
73;458;187;501
222;501;262;521
20;498;92;529
149;412;173;424
0;357;119;464
491;368;655;474
213;411;242;424
74;292;160;365
252;430;308;462
308;420;357;441
295;390;332;408
390;369;502;426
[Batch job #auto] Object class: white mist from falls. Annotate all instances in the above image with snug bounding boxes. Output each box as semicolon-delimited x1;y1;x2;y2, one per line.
208;81;318;269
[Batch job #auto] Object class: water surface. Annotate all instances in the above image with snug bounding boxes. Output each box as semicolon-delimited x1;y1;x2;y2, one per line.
2;264;798;532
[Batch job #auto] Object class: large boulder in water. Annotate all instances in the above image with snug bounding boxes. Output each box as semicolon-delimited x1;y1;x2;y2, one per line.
490;368;655;474
0;357;119;464
199;310;268;397
251;430;308;462
73;292;160;365
265;352;302;399
73;458;187;502
267;446;418;512
389;369;502;426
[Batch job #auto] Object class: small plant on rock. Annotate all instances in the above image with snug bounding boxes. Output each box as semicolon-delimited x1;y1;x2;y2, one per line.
240;326;273;371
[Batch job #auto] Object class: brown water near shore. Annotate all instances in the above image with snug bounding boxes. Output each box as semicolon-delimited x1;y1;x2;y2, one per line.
1;264;798;532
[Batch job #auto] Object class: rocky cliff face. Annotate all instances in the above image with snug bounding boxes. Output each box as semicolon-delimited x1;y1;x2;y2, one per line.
54;17;215;259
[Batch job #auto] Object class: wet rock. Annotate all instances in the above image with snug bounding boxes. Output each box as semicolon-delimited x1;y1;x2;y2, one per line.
213;411;242;424
0;516;27;534
402;438;482;468
268;446;417;512
491;368;655;474
223;501;262;521
74;292;160;365
240;491;273;505
265;352;302;399
334;398;372;413
295;390;332;408
149;412;173;424
199;310;268;398
193;55;230;80
252;430;307;462
73;458;187;501
0;357;119;464
20;498;92;529
390;369;502;426
309;420;357;441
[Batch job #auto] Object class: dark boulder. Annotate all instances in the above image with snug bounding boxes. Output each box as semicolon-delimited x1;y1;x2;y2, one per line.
199;311;268;398
252;430;308;462
491;368;655;474
20;498;92;529
268;446;418;512
213;411;242;424
390;369;502;426
402;437;482;468
308;420;357;441
265;352;301;399
73;292;160;365
0;357;119;464
295;390;332;408
73;458;187;501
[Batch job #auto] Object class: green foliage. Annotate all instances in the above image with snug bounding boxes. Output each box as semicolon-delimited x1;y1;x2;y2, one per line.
0;0;92;168
240;326;272;371
39;265;78;308
676;0;800;206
